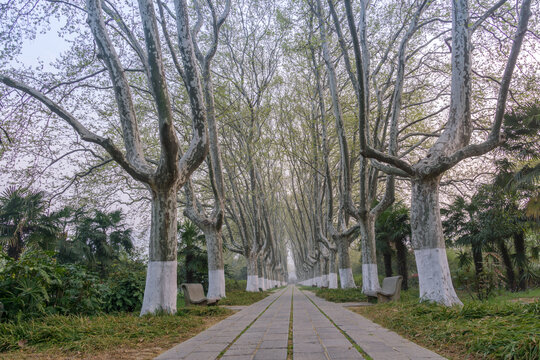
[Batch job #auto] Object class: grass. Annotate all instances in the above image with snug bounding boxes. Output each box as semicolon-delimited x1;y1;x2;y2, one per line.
218;289;271;306
312;287;368;303
0;307;232;359
350;288;539;360
287;287;293;360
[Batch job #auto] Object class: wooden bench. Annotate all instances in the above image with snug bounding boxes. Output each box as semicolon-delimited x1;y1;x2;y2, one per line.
364;275;403;303
180;283;219;306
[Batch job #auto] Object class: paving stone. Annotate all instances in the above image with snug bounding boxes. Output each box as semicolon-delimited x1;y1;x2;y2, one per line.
155;285;446;360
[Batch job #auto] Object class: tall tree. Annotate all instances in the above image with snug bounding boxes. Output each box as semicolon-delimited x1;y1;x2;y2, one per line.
0;0;229;314
344;0;532;305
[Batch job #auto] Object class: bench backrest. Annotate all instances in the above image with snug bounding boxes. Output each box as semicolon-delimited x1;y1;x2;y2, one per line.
382;276;403;295
181;283;206;304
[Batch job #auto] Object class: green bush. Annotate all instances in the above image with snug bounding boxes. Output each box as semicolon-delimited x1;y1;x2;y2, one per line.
50;263;106;315
103;262;146;313
0;251;57;319
0;251;105;320
226;278;247;291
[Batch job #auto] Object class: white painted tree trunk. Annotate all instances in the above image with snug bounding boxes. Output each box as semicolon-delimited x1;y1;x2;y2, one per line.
328;272;338;289
411;177;462;306
361;215;381;293
337;238;356;288
141;188;178;315
246;252;259;292
328;250;338;288
205;228;226;299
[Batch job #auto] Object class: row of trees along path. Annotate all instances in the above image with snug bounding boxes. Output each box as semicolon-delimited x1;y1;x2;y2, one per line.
0;0;535;312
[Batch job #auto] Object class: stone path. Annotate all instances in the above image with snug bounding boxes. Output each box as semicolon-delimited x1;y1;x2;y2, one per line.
155;285;446;360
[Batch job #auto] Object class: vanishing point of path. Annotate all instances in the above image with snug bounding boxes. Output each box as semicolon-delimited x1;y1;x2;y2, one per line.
156;286;445;360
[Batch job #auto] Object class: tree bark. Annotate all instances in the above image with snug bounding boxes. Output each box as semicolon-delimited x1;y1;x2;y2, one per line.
395;237;408;290
383;248;393;278
410;176;462;306
337;237;356;288
7;233;23;260
513;230;527;290
328;250;338;289
246;250;259;292
360;215;381;293
471;241;483;280
205;226;226;298
497;239;516;291
140;187;178;315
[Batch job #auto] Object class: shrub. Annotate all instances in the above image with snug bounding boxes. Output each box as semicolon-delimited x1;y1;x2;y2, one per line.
0;251;59;320
103;262;146;313
225;278;247;291
0;251;106;320
50;263;106;315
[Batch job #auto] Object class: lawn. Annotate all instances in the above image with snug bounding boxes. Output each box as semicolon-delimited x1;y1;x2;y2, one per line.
350;288;539;360
299;285;368;302
0;306;231;359
0;286;276;359
218;289;272;305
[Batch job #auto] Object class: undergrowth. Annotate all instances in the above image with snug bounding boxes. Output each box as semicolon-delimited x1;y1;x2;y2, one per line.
313;287;368;303
218;290;271;306
0;307;231;353
353;297;539;360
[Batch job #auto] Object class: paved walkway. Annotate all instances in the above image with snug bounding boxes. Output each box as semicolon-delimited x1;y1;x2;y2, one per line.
156;285;445;360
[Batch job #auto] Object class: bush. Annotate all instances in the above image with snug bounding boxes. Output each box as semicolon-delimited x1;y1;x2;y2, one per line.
103;262;146;313
0;251;105;320
0;251;57;319
225;278;247;291
50;263;106;315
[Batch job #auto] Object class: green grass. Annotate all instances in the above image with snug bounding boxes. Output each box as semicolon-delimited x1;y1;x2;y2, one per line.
351;289;539;360
312;287;368;303
218;289;271;306
0;307;232;358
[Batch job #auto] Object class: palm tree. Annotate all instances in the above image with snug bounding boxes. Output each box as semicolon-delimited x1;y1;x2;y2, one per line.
66;210;133;276
501;103;540;218
178;221;208;289
376;203;411;290
0;187;59;259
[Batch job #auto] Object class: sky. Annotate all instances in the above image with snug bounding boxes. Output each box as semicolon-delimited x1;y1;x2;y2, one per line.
10;17;71;72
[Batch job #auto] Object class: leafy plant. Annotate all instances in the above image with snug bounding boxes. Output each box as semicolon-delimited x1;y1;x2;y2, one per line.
103;262;146;313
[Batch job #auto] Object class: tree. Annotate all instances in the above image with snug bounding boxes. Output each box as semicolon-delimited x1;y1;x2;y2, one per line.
344;0;532;305
0;0;229;314
0;187;61;259
62;209;133;276
178;220;208;289
376;203;411;290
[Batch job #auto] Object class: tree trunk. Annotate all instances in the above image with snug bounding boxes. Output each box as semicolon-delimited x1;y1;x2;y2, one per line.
513;230;527;290
395;237;408;290
383;248;393;278
361;215;381;293
321;257;329;287
7;233;23;260
246;251;259;292
337;237;356;288
410;177;462;306
205;227;226;299
497;239;516;291
140;187;178;315
258;257;266;291
328;250;338;289
471;241;483;286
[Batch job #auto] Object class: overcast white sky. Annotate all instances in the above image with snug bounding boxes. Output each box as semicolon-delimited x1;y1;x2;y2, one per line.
10;18;70;72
